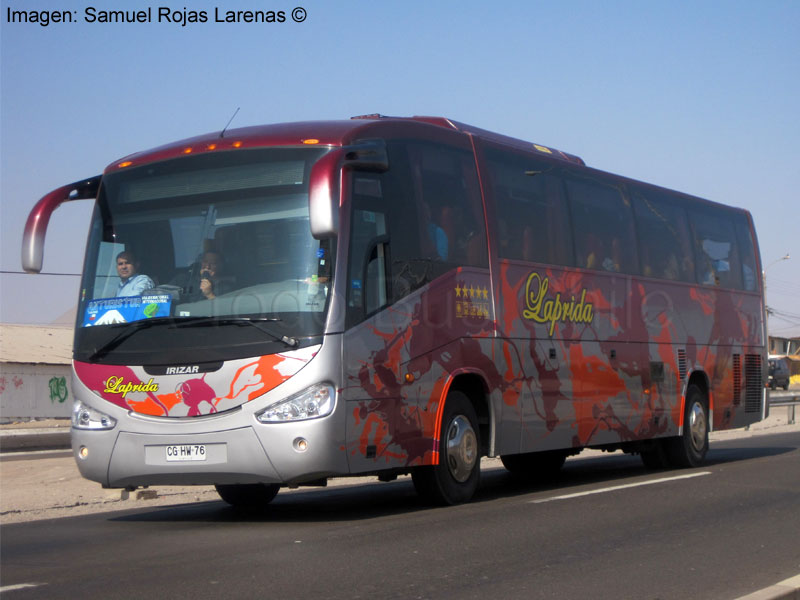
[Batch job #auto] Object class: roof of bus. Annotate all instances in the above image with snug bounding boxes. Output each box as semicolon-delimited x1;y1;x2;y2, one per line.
101;115;755;222
105;114;585;174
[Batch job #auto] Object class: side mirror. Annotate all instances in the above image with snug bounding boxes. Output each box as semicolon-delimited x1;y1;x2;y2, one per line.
22;176;101;273
308;149;345;239
308;140;389;240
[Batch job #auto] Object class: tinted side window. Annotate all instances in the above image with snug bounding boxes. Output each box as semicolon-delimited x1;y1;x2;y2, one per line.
345;140;488;327
689;209;743;289
485;146;573;266
566;174;638;275
408;142;488;271
631;186;695;283
733;213;759;292
346;172;411;326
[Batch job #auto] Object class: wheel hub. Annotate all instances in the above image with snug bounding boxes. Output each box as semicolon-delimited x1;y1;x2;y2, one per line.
445;415;478;483
688;401;707;452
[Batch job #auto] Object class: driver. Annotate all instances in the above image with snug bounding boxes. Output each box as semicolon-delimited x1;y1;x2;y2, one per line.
116;251;154;297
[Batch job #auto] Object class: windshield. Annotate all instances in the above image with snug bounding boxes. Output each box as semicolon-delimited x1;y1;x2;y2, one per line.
75;147;334;364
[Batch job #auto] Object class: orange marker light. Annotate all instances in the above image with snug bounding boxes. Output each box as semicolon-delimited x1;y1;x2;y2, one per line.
183;147;193;154
118;161;132;168
232;141;242;148
303;139;320;145
207;143;217;150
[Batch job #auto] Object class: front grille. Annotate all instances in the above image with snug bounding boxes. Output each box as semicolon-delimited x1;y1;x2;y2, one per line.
733;354;741;406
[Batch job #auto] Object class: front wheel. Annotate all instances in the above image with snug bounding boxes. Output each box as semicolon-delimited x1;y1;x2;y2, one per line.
665;385;708;468
412;391;480;505
215;483;280;508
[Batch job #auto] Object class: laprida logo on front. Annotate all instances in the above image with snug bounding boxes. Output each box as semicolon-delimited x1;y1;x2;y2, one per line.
523;272;594;336
104;377;159;398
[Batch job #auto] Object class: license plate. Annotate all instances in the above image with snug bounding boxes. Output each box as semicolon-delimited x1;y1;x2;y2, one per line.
165;444;207;462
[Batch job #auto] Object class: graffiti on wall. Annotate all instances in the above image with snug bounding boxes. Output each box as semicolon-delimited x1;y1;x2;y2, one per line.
0;376;24;395
48;376;68;404
0;368;72;418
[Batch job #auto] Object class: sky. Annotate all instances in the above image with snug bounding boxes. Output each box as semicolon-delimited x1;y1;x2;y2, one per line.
1;0;799;337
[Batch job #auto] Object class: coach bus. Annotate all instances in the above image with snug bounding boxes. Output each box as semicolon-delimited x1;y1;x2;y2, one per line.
22;115;767;506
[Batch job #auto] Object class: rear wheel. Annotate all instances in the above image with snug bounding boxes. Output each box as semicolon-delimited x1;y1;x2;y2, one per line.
666;384;708;468
412;391;480;505
215;483;280;508
501;450;567;479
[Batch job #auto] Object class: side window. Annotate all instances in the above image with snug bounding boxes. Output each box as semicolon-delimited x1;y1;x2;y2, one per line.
485;146;573;266
345;140;488;327
733;213;759;291
631;186;695;283
566;174;638;275
689;209;743;289
347;177;389;323
408;142;488;271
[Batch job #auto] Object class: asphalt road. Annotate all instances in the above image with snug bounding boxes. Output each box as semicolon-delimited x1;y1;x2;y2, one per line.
1;432;799;600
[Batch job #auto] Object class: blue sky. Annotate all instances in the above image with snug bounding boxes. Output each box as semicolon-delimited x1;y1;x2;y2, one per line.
2;0;799;336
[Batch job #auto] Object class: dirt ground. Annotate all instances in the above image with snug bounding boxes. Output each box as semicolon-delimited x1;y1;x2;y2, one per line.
1;407;797;525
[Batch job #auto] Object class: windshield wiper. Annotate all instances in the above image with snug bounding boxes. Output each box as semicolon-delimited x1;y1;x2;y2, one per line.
175;316;299;348
87;316;299;361
88;317;173;361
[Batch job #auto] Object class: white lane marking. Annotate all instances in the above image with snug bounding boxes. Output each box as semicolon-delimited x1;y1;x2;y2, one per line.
530;471;712;504
0;583;45;593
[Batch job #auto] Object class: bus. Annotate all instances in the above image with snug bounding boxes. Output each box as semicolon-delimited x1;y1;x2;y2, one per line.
22;115;768;506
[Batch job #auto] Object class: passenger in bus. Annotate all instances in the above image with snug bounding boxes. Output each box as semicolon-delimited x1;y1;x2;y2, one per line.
662;253;681;280
585;234;620;272
422;201;448;261
584;234;602;270
115;251;154;297
603;238;622;272
193;251;233;301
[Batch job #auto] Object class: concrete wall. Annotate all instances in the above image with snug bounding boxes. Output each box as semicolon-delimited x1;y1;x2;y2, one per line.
0;363;73;422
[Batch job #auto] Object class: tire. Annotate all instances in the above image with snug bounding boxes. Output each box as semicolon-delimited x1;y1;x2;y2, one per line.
412;391;480;505
665;384;708;468
215;483;280;508
501;450;567;479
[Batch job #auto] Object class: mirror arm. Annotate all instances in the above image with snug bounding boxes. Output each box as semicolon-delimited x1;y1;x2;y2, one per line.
21;176;101;273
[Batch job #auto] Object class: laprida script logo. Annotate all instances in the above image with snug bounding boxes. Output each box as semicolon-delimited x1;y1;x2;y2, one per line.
104;376;159;398
523;272;594;336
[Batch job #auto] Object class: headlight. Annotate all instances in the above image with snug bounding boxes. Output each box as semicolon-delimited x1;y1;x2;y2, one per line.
72;400;117;430
256;383;335;423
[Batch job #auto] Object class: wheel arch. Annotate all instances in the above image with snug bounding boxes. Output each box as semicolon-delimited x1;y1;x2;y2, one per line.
682;370;711;434
437;370;493;458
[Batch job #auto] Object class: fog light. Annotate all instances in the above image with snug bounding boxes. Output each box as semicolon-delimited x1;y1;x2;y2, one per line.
293;438;308;452
79;446;89;459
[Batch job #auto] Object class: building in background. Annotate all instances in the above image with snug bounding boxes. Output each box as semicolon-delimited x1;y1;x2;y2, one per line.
0;324;73;422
